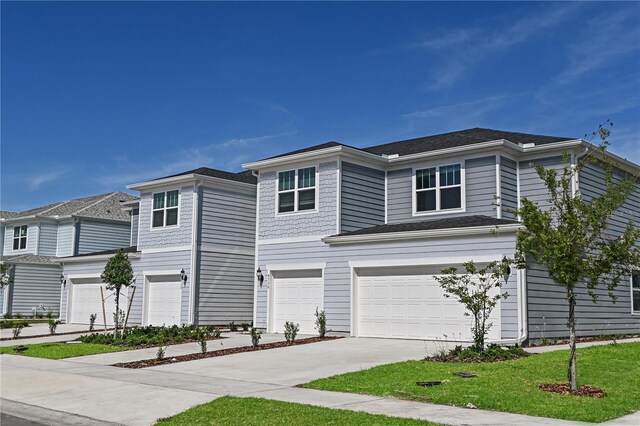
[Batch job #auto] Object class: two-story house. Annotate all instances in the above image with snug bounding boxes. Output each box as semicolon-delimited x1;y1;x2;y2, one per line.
1;192;137;317
59;168;256;327
243;128;640;343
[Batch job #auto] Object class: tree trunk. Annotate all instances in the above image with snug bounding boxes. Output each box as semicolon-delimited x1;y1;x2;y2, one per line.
567;286;578;391
113;290;120;338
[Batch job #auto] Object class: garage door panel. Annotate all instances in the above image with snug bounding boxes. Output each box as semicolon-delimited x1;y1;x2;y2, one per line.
70;283;124;325
358;268;501;341
147;280;181;326
272;272;323;334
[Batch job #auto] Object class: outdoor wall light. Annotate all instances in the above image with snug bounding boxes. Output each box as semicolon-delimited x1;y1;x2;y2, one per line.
256;267;264;287
502;256;512;285
59;274;67;288
180;269;187;286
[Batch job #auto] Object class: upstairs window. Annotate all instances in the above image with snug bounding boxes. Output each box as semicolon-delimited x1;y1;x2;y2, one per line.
13;225;27;250
152;190;179;228
278;166;316;213
633;271;640;314
415;163;462;213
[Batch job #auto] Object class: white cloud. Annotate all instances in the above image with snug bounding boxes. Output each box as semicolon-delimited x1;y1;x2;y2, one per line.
27;169;69;191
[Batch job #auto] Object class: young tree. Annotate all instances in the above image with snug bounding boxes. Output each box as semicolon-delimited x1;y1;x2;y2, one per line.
101;249;134;338
0;264;13;290
515;123;640;391
435;258;512;352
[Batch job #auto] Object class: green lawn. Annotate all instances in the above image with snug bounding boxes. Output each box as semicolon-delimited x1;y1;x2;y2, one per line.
155;396;440;425
0;342;132;359
306;342;640;423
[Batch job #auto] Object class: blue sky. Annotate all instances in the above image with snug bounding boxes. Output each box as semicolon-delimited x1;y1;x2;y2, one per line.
2;1;639;212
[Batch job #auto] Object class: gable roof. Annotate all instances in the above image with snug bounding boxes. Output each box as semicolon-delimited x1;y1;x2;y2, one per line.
362;128;573;156
246;128;574;166
4;192;138;223
148;167;257;185
1;254;60;265
0;211;20;220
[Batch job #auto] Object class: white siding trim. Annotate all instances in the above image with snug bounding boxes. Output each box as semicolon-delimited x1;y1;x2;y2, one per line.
266;262;327;271
516;160;521;220
495;155;502;219
188;183;200;325
336;158;341;234
348;255;503;269
384;170;388;224
142;246;191;254
35;223;41;255
199;243;254;256
258;235;323;245
253;178;261;327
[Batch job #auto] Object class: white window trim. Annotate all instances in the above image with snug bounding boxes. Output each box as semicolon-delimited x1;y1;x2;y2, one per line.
150;190;181;230
631;270;640;316
412;161;466;217
12;225;28;252
275;165;319;216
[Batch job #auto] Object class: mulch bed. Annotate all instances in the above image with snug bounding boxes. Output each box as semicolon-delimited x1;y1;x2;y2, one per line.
113;336;343;368
527;334;640;347
538;383;606;398
424;354;530;363
0;328;115;341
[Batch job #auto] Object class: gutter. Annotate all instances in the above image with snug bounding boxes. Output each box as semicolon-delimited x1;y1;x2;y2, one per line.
322;224;523;245
61;252;141;263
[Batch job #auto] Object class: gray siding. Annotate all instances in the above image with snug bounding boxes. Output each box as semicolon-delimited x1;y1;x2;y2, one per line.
61;250;192;326
38;222;58;256
258;161;338;239
76;220;131;255
500;157;518;220
341;162;385;233
527;161;640;339
131;209;139;247
137;185;194;250
200;186;256;249
518;156;563;208
8;263;62;316
386;156;497;224
256;232;518;337
196;250;254;324
56;221;74;257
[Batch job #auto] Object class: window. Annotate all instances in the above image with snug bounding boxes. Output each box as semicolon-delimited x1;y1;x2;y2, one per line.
13;225;27;250
415;163;462;213
633;271;640;314
278;167;316;213
152;190;179;228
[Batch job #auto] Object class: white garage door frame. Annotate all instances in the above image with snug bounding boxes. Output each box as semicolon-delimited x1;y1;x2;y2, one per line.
142;270;184;327
266;262;326;334
66;273;130;325
349;255;518;342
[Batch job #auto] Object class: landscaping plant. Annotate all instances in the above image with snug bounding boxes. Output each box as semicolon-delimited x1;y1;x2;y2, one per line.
250;327;261;348
196;328;207;354
89;313;97;331
241;322;250;332
434;259;511;351
101;249;134;338
48;319;58;335
12;323;24;338
515;122;640;391
314;307;327;338
283;321;299;342
228;321;238;332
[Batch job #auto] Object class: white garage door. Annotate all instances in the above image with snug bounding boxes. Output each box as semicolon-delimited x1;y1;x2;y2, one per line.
272;270;323;334
70;281;125;325
357;266;501;340
146;278;182;326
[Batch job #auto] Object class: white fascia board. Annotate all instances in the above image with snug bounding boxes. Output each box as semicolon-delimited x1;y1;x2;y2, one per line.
266;262;326;271
127;174;198;191
61;252;142;263
198;175;257;194
349;254;504;269
322;224;522;245
242;146;386;171
71;215;131;224
120;199;141;208
387;140;519;164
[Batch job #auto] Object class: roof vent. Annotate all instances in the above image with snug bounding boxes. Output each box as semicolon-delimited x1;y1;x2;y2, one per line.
521;143;536;149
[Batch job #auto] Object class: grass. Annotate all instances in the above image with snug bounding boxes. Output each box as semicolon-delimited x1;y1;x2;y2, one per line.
155;396;441;425
305;342;640;423
0;342;132;359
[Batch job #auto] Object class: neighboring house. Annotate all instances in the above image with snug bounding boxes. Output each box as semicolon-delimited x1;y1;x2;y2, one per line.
59;168;256;327
0;192;138;317
243;128;640;342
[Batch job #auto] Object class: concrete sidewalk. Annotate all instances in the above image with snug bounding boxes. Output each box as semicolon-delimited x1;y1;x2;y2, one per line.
525;337;640;354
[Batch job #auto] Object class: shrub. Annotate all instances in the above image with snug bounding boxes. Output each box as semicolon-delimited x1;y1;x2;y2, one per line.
241;322;250;332
283;321;299;342
48;319;58;335
206;326;221;338
1;320;30;329
78;324;221;347
314;308;327;338
196;328;207;354
228;321;238;332
89;314;97;331
36;312;43;319
46;312;53;319
12;324;24;338
250;327;261;348
156;345;166;360
427;344;529;362
15;313;22;319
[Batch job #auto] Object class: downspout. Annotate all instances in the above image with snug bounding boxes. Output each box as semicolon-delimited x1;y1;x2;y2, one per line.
252;170;260;328
572;145;590;196
498;267;528;345
188;180;202;325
